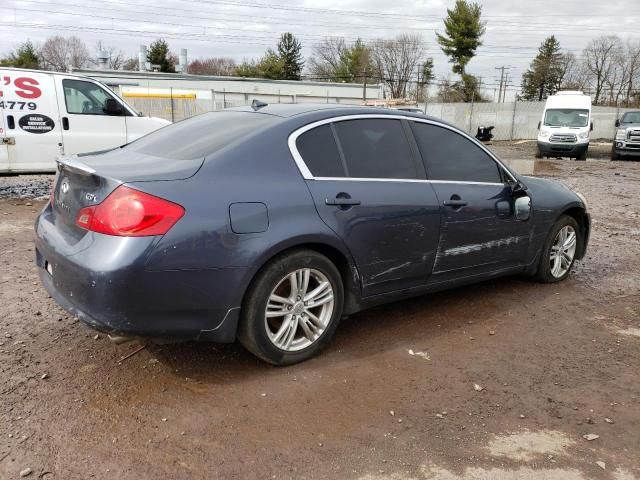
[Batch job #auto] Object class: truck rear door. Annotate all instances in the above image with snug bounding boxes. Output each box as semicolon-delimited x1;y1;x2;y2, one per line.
53;76;127;155
0;69;63;172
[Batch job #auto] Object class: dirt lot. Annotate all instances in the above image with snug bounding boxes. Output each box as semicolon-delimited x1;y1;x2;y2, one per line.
1;144;639;479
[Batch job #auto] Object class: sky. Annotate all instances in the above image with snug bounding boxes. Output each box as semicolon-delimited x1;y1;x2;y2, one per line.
1;0;640;100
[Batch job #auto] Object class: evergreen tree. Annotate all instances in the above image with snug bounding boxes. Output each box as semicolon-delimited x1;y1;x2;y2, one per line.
147;39;175;73
277;32;304;80
1;41;40;69
521;36;565;101
436;0;486;76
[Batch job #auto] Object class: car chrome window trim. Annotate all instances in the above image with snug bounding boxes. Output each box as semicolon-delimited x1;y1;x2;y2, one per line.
312;177;504;186
288;113;517;184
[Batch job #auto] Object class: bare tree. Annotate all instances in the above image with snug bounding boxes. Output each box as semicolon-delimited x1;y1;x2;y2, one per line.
582;35;623;104
624;40;640;106
560;53;590;91
187;57;236;76
94;41;125;70
307;37;347;80
370;34;425;99
40;35;90;71
307;37;372;83
122;57;139;71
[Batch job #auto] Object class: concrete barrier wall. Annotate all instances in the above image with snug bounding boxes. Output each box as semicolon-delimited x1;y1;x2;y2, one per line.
420;101;637;141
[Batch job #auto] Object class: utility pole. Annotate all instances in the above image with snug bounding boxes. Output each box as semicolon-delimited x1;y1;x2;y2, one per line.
362;68;367;102
502;73;510;103
495;66;512;104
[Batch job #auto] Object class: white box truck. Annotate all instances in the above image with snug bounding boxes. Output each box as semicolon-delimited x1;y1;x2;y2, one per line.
0;68;170;173
536;91;593;161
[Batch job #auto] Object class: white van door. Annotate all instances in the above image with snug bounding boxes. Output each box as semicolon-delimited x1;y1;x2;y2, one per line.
1;70;63;172
0;100;8;171
54;76;127;155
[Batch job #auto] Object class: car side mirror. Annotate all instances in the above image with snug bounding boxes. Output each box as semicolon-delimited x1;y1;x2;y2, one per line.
514;196;531;221
615;119;620;127
590;121;594;132
103;98;125;116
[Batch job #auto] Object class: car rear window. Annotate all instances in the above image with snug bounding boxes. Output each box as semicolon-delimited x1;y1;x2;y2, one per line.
295;124;346;177
124;111;275;160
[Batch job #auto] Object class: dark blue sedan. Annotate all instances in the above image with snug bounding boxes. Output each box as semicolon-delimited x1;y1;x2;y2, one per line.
35;104;590;364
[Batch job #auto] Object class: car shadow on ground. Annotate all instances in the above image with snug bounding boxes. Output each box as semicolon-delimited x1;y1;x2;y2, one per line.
145;274;556;383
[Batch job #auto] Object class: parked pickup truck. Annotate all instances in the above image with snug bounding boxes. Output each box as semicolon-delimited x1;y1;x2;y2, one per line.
612;111;640;160
0;68;170;173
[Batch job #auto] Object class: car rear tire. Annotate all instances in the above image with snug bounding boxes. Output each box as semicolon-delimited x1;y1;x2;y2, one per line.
534;215;580;283
238;250;344;365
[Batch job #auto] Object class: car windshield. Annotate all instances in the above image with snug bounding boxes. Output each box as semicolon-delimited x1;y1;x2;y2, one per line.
544;109;589;127
621;112;640;124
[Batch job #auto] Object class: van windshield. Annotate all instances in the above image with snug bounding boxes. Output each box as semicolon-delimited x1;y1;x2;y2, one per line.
544;109;589;127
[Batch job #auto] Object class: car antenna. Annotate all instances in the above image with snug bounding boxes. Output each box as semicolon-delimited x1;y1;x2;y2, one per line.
251;99;268;111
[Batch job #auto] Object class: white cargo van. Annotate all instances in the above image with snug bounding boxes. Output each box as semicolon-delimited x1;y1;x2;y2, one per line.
0;68;170;173
536;91;593;161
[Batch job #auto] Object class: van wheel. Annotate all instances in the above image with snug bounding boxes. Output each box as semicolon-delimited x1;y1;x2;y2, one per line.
534;215;580;283
576;150;587;161
535;147;543;159
238;250;344;365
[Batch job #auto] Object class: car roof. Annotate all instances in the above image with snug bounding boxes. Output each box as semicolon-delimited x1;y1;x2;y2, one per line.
227;102;438;121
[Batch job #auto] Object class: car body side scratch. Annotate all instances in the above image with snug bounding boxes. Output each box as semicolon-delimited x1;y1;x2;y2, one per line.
443;236;524;257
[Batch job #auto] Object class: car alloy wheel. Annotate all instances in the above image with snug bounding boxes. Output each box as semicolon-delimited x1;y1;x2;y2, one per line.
264;268;335;352
549;225;577;278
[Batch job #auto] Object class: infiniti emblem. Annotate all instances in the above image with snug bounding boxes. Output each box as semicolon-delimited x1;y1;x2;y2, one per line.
60;179;70;194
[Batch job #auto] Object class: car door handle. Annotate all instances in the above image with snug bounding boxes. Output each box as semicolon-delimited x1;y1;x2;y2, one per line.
62;117;69;130
443;199;468;207
325;198;361;206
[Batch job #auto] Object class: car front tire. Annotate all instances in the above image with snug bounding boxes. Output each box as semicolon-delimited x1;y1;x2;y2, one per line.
238;250;344;365
535;215;580;283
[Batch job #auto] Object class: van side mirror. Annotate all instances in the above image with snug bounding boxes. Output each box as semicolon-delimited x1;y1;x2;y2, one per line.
537;121;541;130
103;98;124;116
615;119;620;127
590;121;594;132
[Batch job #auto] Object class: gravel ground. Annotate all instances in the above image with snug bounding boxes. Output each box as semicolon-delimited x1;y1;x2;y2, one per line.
0;147;639;480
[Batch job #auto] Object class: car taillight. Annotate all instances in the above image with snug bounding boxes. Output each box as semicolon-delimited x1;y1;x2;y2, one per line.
75;185;184;237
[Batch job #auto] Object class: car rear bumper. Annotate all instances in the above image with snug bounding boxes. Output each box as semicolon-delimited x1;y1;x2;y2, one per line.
537;141;588;156
35;212;247;342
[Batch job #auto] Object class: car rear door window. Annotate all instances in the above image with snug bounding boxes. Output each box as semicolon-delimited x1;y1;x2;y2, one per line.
295;124;346;177
333;119;420;179
410;122;502;183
